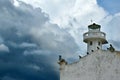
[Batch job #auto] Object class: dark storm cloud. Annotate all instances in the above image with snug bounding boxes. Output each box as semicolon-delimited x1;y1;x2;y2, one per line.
0;51;59;80
0;0;79;80
0;0;78;56
0;0;48;41
0;42;59;80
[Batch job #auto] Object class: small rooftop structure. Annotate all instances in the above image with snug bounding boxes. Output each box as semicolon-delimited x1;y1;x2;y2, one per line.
88;23;101;29
83;23;108;53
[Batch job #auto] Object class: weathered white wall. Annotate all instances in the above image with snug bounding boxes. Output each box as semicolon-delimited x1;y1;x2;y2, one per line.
60;50;120;80
87;39;102;53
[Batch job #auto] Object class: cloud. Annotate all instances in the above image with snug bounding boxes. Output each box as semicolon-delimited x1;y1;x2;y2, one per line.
19;42;37;48
27;64;42;71
0;44;9;52
30;22;79;57
19;0;120;53
0;44;59;80
0;36;4;44
23;49;51;55
103;13;120;41
19;0;107;27
19;0;108;54
0;0;120;79
0;0;61;80
100;12;120;51
0;0;80;80
0;0;78;57
2;76;16;80
97;0;120;14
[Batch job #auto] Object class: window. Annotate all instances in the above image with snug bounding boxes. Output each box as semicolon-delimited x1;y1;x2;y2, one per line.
98;42;100;45
97;47;99;50
91;50;94;52
90;41;92;45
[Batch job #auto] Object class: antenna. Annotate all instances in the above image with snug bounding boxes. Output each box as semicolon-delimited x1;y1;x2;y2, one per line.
90;19;93;23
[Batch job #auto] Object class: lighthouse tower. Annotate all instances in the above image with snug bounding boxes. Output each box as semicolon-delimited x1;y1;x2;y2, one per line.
83;23;108;53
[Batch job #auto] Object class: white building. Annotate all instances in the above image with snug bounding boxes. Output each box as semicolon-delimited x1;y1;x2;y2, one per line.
59;23;120;80
83;23;108;53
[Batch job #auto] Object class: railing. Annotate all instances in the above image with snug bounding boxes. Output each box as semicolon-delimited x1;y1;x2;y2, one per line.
83;32;106;40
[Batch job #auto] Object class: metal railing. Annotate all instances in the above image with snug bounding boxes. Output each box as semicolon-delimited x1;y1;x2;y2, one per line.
83;32;106;40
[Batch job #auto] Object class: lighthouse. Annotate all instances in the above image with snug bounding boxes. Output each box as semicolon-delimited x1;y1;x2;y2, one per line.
83;23;108;53
60;23;120;80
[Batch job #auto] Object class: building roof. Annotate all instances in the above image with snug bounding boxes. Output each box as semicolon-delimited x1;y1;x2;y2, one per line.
88;23;101;29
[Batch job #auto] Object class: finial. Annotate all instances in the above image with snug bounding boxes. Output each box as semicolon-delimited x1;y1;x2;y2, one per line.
58;55;67;65
91;19;93;23
59;55;62;61
107;44;115;52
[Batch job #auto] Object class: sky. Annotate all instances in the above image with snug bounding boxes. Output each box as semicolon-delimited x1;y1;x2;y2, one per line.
0;0;120;80
97;0;120;14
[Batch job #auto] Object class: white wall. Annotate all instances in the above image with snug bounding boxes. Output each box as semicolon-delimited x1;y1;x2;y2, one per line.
87;39;102;53
60;50;120;80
